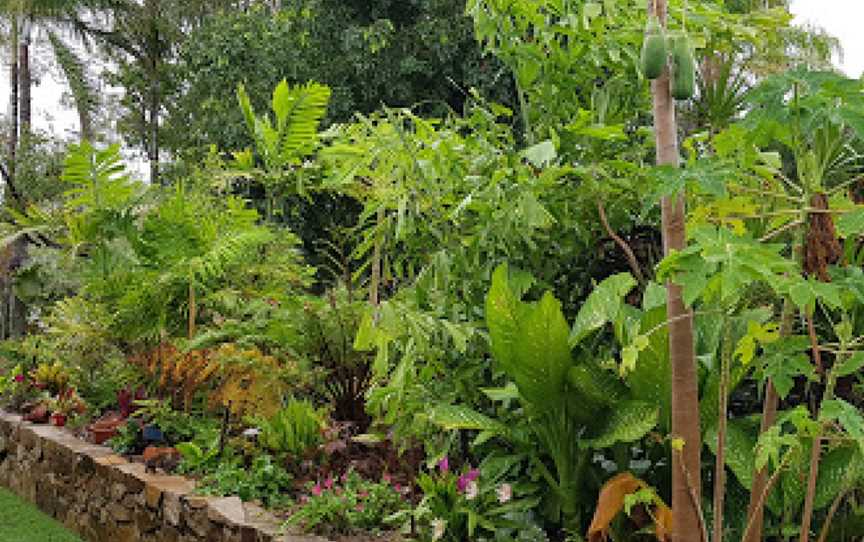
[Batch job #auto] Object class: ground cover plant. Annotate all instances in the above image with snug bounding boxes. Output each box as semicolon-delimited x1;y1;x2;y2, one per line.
1;1;864;541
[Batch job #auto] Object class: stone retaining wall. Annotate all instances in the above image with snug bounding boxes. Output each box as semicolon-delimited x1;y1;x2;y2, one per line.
0;411;328;542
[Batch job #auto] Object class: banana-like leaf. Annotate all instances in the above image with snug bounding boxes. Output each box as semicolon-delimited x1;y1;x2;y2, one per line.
568;362;629;407
486;264;571;412
584;400;659;449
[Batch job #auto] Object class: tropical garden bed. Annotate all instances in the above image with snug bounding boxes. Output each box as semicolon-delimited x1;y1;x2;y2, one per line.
1;1;864;542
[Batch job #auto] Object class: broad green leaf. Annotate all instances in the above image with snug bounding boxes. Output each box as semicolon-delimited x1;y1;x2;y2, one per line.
522;140;556;168
836;206;864;237
518;192;555;228
833;352;864;378
705;418;758;489
642;282;666;311
815;446;862;510
426;404;505;433
570;273;636;346
568;362;628;407
761;349;814;400
821;399;864;450
627;306;671;431
486;264;572;411
272;79;292;128
481;382;520;402
584;401;659;449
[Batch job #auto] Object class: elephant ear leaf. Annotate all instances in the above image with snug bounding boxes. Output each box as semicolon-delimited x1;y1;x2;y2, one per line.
570;273;636;347
486;264;571;412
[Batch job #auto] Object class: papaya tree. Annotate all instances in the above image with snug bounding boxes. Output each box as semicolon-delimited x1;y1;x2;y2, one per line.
643;1;701;540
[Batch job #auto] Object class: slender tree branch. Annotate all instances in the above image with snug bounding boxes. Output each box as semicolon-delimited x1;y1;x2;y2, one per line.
597;200;646;284
816;488;847;542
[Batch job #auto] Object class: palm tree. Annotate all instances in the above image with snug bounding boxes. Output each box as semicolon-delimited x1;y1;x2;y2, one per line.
1;0;103;155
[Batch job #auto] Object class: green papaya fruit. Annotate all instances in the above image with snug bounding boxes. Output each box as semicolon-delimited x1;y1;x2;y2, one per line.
670;33;696;100
640;16;667;80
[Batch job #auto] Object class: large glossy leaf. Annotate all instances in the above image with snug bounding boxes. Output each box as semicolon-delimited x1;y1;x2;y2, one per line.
568;362;629;407
569;273;636;346
584;400;659;449
704;418;758;489
486;264;571;412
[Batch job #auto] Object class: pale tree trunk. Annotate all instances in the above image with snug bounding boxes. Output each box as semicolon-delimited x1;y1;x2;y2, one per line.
18;19;31;141
146;0;161;185
8;15;19;189
648;2;702;541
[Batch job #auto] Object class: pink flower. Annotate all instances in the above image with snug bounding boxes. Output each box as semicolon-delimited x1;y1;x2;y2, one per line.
311;483;322;497
437;456;449;473
358;490;369;499
457;468;480;493
465;480;479;500
13;374;23;383
355;503;364;512
382;473;392;484
393;483;401;493
324;477;334;490
497;483;512;503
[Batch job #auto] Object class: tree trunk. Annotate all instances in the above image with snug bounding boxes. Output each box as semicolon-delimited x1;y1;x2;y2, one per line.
648;2;702;541
18;19;31;141
711;322;732;542
8;15;19;190
146;0;161;185
744;293;794;541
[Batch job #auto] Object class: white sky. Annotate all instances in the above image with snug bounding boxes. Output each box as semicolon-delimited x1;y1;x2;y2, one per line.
1;1;862;162
789;0;864;77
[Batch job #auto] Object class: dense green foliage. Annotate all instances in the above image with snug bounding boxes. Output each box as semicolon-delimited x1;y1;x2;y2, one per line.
3;1;864;541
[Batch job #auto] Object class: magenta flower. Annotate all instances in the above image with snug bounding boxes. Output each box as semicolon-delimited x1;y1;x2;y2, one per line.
457;468;480;493
13;374;23;383
324;477;334;490
437;456;450;473
311;483;323;497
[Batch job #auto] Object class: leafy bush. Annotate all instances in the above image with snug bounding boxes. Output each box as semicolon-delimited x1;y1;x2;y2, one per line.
288;470;408;535
258;398;324;457
198;454;293;508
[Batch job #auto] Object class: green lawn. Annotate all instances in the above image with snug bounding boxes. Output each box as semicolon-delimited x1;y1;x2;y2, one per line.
0;488;82;542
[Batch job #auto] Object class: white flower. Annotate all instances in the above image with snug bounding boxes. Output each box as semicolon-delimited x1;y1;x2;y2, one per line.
465;480;479;500
497;483;512;503
431;518;446;541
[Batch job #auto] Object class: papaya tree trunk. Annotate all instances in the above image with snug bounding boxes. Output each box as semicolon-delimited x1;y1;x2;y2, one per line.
648;2;702;541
